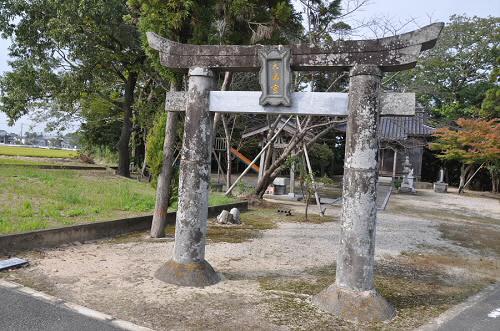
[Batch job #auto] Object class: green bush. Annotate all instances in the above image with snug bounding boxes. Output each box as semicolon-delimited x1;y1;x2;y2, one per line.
317;175;334;185
146;112;168;187
83;146;118;166
145;112;179;207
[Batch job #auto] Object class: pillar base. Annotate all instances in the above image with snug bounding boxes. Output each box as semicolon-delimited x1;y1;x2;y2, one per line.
312;285;396;322
155;259;220;287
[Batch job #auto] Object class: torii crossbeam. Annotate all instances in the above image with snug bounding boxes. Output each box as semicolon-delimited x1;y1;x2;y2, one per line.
148;23;443;322
147;23;443;72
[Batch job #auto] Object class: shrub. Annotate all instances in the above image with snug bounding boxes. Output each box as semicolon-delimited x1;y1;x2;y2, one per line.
144;112;179;207
146;112;167;187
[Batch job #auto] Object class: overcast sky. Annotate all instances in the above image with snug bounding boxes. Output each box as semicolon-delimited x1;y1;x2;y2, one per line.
0;0;499;133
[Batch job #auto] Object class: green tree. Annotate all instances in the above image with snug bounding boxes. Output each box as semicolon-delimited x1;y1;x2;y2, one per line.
430;118;500;193
387;15;499;122
310;142;334;176
480;56;500;119
0;0;146;177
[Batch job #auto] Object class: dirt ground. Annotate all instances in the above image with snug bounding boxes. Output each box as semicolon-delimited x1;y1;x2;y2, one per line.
2;189;499;330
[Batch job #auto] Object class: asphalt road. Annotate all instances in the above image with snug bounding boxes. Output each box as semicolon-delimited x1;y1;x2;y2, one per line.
0;287;121;331
437;284;500;331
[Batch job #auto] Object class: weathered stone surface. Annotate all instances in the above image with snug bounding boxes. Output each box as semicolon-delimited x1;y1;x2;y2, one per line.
155;67;219;287
258;48;292;106
313;64;395;321
380;92;415;116
155;260;220;288
336;65;381;292
216;210;233;224
312;285;396;322
229;208;241;224
147;23;443;72
399;156;416;194
165;91;415;117
165;92;186;112
434;182;448;193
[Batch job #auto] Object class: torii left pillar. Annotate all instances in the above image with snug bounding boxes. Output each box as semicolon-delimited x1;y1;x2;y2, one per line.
155;67;220;287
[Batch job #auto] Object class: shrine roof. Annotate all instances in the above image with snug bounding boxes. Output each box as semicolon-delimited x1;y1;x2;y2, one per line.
378;111;435;141
336;110;434;141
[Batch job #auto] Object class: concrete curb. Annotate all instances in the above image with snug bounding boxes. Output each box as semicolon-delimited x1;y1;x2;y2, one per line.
416;283;499;331
0;201;248;254
0;279;154;331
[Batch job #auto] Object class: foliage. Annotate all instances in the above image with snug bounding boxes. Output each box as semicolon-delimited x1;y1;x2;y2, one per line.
145;111;167;186
393;178;402;190
388;15;499;122
79;95;123;152
430;118;500;164
317;175;334;185
310;142;333;175
430;118;500;192
0;0;144;123
234;180;255;197
480;56;500;119
85;146;119;166
0;0;148;176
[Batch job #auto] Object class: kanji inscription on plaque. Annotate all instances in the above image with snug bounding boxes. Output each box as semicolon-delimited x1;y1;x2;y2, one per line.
258;48;291;106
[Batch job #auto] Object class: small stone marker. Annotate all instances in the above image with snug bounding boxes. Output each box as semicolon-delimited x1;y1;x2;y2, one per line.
229;208;241;224
399;156;416;194
0;257;28;271
434;168;448;193
216;210;234;225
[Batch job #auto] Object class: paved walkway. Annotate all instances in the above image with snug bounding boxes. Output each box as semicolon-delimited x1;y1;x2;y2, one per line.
420;283;500;331
0;287;121;331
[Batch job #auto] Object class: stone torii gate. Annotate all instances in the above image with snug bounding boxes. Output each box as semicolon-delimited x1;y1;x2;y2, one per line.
147;23;443;322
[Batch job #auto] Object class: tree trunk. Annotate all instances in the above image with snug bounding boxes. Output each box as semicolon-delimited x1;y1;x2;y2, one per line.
222;115;232;190
117;72;138;177
141;128;148;177
212;72;233;135
150;84;180;238
254;120;335;197
305;189;311;221
458;163;474;194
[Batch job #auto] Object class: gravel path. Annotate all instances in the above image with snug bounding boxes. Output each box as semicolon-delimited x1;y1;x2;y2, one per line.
2;189;498;330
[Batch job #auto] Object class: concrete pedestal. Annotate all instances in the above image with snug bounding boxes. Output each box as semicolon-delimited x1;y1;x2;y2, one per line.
434;182;448;193
312;285;395;323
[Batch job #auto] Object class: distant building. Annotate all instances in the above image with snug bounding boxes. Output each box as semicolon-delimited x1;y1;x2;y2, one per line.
377;110;435;180
0;130;19;144
337;109;435;180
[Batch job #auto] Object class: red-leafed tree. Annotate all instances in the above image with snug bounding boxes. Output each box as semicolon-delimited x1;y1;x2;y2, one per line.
430;118;500;193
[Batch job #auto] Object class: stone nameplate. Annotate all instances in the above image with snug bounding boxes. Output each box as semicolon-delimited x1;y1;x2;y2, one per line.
258;48;292;106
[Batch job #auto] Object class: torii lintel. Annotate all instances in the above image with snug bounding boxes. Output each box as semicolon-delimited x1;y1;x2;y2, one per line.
147;23;443;73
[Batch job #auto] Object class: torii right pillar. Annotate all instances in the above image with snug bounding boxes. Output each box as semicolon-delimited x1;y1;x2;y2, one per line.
312;64;394;321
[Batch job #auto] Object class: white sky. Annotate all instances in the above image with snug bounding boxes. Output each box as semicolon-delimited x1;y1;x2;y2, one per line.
1;0;499;133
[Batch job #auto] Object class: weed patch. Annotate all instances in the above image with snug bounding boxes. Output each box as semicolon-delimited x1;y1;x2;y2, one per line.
0;166;236;234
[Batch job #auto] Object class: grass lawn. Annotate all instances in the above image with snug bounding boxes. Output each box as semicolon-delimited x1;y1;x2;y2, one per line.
0;166;236;234
0;158;55;166
0;145;78;158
